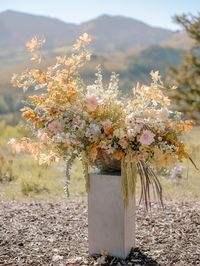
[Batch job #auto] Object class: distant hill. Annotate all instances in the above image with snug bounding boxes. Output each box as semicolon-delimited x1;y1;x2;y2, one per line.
0;10;175;52
161;31;193;50
79;14;174;52
0;10;77;49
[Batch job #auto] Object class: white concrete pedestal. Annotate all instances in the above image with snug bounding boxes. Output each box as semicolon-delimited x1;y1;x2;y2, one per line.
88;173;135;259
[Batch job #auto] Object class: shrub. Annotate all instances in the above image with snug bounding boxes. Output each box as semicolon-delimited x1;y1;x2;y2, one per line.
20;178;47;196
0;154;16;182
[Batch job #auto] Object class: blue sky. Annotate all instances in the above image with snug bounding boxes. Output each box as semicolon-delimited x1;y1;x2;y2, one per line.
0;0;199;30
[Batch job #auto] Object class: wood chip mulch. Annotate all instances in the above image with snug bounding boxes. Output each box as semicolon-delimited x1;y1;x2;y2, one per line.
0;197;199;266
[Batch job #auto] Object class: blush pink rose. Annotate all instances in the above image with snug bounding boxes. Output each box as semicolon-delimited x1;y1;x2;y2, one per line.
139;130;155;146
86;94;102;111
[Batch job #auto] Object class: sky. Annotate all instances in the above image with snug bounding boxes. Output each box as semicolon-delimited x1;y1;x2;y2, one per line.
0;0;199;30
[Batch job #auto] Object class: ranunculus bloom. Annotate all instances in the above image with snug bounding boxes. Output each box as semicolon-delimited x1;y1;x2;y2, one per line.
139;130;155;146
86;94;100;111
47;120;62;133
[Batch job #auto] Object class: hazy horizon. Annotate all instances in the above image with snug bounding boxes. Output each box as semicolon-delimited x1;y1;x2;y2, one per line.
0;9;179;31
0;0;199;30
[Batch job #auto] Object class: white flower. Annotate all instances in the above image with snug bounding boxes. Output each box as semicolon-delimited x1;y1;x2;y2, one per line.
102;120;112;129
158;108;169;121
126;114;135;125
113;128;126;138
85;123;101;141
127;124;142;138
170;165;185;182
7;138;17;145
150;70;161;82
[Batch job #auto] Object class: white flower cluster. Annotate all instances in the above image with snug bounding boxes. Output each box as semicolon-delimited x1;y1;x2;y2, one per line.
86;66;120;103
170;165;186;183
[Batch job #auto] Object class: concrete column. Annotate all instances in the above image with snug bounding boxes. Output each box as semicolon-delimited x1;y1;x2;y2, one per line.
88;173;135;259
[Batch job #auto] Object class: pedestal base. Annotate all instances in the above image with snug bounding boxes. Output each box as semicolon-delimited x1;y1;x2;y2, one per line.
88;173;135;259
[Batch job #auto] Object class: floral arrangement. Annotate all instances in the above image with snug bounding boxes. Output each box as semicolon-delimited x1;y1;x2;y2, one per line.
9;33;196;208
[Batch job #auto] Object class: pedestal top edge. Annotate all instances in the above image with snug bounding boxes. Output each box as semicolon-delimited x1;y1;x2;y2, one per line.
90;172;121;177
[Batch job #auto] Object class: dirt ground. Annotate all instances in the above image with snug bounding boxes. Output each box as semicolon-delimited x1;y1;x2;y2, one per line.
0;197;200;266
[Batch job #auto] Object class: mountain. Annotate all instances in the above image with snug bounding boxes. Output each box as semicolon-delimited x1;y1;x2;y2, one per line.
80;14;174;52
0;10;78;49
0;10;175;52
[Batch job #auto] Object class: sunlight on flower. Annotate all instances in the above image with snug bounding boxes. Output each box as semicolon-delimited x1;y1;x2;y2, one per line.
37;130;49;142
73;33;91;51
80;32;91;43
26;36;45;52
150;70;161;82
85;94;99;111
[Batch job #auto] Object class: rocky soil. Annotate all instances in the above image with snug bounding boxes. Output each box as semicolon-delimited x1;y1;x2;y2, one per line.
0;198;200;265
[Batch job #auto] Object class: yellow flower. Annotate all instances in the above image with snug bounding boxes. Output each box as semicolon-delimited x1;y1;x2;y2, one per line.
161;152;175;167
26;36;38;52
28;94;46;106
21;107;44;127
152;148;174;168
90;143;99;162
80;33;91;44
11;73;20;87
101;250;108;257
32;69;47;83
176;143;189;159
73;33;91;51
165;132;176;145
26;36;45;53
178;120;195;133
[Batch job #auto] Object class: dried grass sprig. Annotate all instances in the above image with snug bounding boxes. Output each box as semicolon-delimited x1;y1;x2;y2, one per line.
137;161;163;210
64;153;78;196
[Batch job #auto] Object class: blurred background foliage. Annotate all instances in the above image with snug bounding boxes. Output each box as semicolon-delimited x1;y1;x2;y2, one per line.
168;13;200;121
